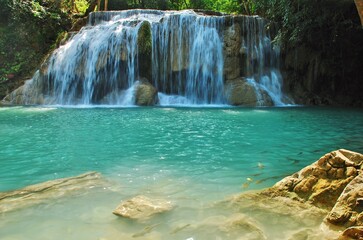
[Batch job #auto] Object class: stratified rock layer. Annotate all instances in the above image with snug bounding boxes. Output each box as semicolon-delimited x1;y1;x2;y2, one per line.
0;172;104;213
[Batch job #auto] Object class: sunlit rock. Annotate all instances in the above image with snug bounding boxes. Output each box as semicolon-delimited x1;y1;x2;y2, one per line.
338;226;363;240
0;172;104;213
271;149;363;209
112;195;174;220
224;149;363;239
325;172;363;228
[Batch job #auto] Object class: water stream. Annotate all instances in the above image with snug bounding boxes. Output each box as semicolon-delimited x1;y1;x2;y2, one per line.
17;10;289;106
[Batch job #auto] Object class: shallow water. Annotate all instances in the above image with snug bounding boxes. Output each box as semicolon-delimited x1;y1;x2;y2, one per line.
0;106;362;239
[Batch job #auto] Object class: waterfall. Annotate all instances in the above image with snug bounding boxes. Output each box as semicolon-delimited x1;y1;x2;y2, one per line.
238;16;292;106
7;9;292;106
152;11;225;104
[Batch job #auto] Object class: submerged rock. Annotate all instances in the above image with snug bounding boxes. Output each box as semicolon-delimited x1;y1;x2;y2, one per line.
112;195;173;220
0;172;104;213
188;213;267;240
220;214;267;240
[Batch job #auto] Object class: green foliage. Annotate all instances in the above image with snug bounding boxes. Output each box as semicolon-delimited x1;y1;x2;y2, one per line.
75;0;90;14
0;0;71;84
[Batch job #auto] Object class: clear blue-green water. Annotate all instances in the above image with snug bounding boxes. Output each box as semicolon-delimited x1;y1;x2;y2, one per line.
0;106;363;239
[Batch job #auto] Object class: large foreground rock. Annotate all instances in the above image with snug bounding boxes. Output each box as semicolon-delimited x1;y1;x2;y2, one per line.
227;149;363;239
0;172;104;213
326;173;363;228
271;149;363;209
113;195;174;220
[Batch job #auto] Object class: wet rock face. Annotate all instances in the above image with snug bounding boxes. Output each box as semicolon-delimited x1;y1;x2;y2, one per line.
135;81;158;106
112;195;174;220
272;149;363;209
224;78;273;106
223;24;242;80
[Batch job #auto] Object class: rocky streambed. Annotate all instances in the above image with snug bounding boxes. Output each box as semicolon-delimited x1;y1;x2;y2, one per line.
1;149;362;239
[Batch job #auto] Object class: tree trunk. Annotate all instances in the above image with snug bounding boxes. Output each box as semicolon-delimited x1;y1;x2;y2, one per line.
104;0;108;11
97;0;101;11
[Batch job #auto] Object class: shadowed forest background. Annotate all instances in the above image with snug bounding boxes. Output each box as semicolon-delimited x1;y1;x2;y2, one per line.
0;0;362;106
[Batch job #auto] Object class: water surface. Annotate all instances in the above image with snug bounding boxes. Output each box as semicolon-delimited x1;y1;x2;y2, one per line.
0;106;362;239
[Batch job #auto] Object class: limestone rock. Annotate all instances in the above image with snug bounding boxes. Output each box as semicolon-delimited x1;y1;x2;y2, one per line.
0;172;104;213
228;191;328;226
226;149;363;240
325;172;363;228
112;195;173;220
189;214;267;240
223;25;242;80
338;226;363;240
224;78;273;106
272;149;363;209
4;73;46;105
220;214;267;240
135;81;159;106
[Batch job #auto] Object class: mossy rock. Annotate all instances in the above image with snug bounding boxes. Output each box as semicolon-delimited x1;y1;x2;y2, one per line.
137;21;152;80
137;21;152;56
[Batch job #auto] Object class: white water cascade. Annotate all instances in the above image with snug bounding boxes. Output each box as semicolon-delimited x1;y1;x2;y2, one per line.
152;11;224;104
6;9;292;106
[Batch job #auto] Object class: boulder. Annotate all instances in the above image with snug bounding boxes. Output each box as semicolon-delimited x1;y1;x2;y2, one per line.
135;81;158;106
325;172;363;228
339;226;363;240
112;195;173;220
271;149;363;209
226;149;363;240
224;78;273;106
0;172;104;213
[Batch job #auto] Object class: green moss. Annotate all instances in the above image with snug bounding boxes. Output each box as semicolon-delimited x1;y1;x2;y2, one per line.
137;21;152;56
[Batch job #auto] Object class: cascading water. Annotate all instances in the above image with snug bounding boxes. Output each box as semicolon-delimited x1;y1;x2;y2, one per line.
240;16;288;106
152;11;225;104
5;9;292;106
